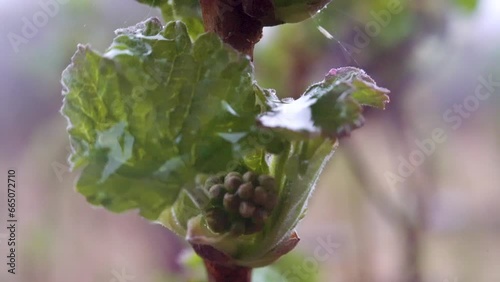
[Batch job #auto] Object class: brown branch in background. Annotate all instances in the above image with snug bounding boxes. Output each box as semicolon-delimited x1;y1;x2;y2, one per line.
343;142;410;227
343;141;422;282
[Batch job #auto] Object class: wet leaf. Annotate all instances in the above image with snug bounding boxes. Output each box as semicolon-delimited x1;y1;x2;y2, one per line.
136;0;204;37
258;67;390;139
62;18;260;220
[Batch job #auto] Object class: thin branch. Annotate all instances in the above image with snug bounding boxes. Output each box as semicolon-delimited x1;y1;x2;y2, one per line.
342;141;411;228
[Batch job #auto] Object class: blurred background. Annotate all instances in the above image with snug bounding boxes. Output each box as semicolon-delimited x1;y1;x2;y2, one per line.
0;0;499;281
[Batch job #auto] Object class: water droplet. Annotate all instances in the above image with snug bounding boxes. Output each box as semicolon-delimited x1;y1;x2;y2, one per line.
217;133;247;143
317;26;334;39
221;100;239;116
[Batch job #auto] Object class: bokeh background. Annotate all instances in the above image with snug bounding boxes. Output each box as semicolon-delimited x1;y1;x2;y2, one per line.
1;0;499;281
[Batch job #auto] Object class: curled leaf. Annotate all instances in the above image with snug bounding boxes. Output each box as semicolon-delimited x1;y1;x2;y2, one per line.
258;67;390;139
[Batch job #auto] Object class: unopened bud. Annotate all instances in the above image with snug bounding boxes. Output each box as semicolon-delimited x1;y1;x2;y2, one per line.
239;201;256;218
225;174;243;193
253;186;268;206
237;182;254;200
209;184;226;201
243;171;258;185
223;193;241;213
258;175;276;192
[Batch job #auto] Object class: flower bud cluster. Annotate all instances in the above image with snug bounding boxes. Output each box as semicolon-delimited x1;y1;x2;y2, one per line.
204;171;278;236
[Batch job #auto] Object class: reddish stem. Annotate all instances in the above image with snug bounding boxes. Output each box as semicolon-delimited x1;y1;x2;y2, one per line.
190;231;299;281
200;0;263;57
191;243;252;282
203;259;252;282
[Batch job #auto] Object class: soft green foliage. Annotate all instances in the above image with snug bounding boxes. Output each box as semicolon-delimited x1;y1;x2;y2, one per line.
271;0;332;24
62;18;261;220
454;0;479;11
136;0;203;37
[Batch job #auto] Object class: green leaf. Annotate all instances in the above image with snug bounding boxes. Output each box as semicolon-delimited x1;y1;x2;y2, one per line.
61;18;261;221
238;138;337;265
270;0;332;24
258;67;389;139
136;0;204;37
